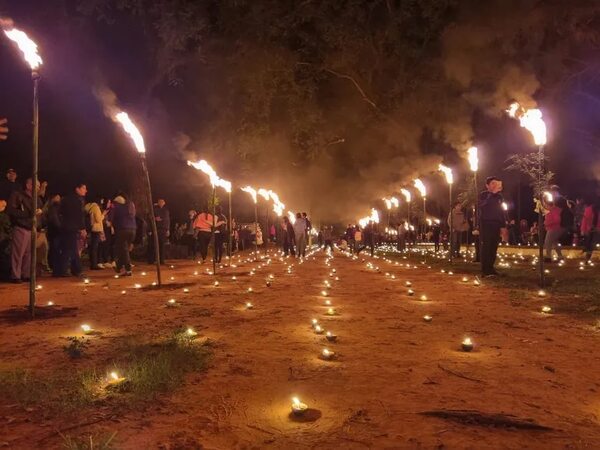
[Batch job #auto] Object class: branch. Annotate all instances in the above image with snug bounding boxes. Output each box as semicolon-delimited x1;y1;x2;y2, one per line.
323;67;379;110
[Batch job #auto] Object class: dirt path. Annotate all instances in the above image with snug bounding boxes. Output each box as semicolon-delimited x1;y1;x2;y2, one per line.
1;249;599;449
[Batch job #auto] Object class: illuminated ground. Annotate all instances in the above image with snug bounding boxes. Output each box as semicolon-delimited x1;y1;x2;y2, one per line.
1;248;599;449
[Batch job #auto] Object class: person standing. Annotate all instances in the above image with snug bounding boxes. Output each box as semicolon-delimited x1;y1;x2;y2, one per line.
580;197;600;262
448;202;468;258
7;179;40;282
148;198;170;265
57;183;87;277
184;209;197;259
302;212;312;247
0;168;20;202
293;213;307;257
193;207;213;263
85;197;104;270
282;216;296;256
322;225;334;252
213;205;227;263
108;193;136;276
0;199;11;279
46;194;62;273
479;176;505;277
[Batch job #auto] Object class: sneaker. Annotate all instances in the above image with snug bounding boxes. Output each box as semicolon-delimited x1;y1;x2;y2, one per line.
97;263;105;269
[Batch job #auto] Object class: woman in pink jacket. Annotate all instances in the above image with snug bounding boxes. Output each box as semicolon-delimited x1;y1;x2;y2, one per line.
543;198;565;262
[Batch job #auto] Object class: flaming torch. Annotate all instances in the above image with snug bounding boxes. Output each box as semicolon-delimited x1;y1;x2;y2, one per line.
507;102;548;287
187;159;230;274
439;164;454;262
269;191;285;217
414;179;427;244
115;112;161;286
3;24;43;317
258;188;270;254
467;146;480;261
241;186;259;257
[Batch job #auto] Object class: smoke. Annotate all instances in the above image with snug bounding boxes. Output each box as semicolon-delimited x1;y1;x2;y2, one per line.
92;84;120;122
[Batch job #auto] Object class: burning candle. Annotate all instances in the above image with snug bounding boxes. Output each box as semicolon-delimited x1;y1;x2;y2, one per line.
321;290;329;297
541;305;552;314
134;283;142;289
121;290;126;295
214;281;220;286
107;371;126;386
420;295;428;302
245;302;254;310
326;307;337;316
266;281;272;287
81;324;93;335
291;397;308;415
170;276;175;281
326;331;337;342
141;272;147;276
314;325;324;334
324;299;332;306
405;281;412;287
462;337;474;352
461;276;469;283
407;289;414;296
83;278;90;284
46;301;54;306
183;288;190;293
423;315;432;322
473;279;481;286
247;287;254;293
36;284;42;290
321;348;335;360
232;276;237;281
166;299;177;307
311;318;319;329
537;290;547;297
186;327;198;337
114;274;120;279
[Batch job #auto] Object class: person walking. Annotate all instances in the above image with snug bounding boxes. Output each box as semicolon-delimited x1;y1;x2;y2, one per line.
293;212;307;257
282;216;296;256
108;193;136;276
57;183;87;277
84;197;104;270
193;207;213;263
479;176;505;277
322;225;334;252
7;178;39;282
148;198;170;265
543;197;566;262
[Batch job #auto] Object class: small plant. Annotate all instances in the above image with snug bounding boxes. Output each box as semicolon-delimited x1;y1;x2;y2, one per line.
63;336;90;359
61;431;117;450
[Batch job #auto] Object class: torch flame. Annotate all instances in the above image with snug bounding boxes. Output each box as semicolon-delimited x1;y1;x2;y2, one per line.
187;159;231;191
383;198;392;210
258;188;270;201
268;190;285;216
4;28;42;70
115;112;145;153
543;191;553;203
507;102;547;146
414;179;427;198
288;211;296;224
467;146;478;172
390;197;399;208
370;208;380;224
438;164;454;185
241;186;258;203
400;188;412;202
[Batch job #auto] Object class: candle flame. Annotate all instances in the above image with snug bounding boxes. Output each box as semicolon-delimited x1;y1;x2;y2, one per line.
400;188;411;202
292;397;301;406
4;28;42;70
241;186;258;203
115;112;145;153
438;164;453;184
414;179;426;197
507;102;547;146
467;146;478;172
110;371;119;381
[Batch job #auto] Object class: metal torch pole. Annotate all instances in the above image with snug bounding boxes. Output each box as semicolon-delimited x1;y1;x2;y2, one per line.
141;155;161;286
473;172;480;262
228;190;232;264
538;145;545;288
407;201;411;248
449;184;453;263
29;72;40;318
211;186;216;275
264;207;268;255
254;203;258;259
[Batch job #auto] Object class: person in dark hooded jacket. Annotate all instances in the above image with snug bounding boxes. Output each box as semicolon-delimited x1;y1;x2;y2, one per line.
108;193;136;276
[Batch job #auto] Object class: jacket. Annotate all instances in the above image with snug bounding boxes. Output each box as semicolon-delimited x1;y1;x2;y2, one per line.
479;191;505;224
193;212;214;232
7;190;34;230
60;193;85;232
448;209;469;232
109;196;137;231
154;205;170;232
85;203;104;233
292;217;306;238
544;206;562;232
46;202;62;237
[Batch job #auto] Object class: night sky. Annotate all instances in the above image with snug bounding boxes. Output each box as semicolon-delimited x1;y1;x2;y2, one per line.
1;1;600;225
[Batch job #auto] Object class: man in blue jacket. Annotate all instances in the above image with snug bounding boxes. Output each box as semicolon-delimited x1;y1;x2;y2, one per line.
56;183;87;277
479;176;505;277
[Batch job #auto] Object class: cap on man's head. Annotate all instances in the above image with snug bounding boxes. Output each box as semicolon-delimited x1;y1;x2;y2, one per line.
485;176;500;185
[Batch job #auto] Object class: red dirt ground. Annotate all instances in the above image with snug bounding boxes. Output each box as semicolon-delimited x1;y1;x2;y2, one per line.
1;248;599;449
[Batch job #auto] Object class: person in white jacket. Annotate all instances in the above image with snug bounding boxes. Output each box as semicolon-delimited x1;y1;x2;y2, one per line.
85;198;105;270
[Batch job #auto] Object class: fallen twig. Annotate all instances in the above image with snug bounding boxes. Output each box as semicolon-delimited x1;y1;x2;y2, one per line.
437;363;484;383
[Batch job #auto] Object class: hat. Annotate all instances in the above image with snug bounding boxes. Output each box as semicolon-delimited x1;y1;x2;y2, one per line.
7;168;15;174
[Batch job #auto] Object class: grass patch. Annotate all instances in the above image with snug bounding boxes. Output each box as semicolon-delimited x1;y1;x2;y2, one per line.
0;330;212;413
